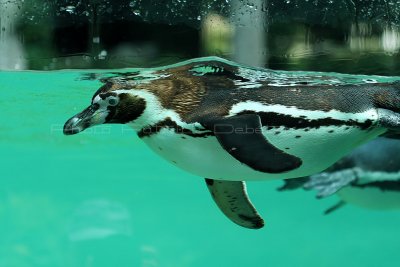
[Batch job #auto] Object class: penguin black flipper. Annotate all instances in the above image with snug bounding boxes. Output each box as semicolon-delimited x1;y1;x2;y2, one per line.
324;200;347;215
205;179;264;229
202;114;302;173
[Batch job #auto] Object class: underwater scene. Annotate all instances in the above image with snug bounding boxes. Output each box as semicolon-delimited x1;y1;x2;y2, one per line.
3;1;400;267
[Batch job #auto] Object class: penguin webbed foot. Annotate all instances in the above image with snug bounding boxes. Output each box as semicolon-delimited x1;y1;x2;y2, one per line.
277;177;309;191
304;169;358;198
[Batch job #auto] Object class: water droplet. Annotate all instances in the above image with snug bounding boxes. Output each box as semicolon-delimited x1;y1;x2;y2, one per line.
98;50;107;60
61;6;76;14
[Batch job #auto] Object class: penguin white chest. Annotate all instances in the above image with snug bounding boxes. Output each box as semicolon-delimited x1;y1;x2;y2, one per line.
139;125;385;181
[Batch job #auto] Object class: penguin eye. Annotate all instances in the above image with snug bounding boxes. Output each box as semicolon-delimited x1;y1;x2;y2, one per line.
108;97;119;106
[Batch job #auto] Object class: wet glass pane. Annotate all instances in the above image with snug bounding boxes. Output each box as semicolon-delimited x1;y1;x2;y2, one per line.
0;0;398;74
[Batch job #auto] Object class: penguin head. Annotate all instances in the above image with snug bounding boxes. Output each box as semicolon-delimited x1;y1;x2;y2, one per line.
63;83;146;135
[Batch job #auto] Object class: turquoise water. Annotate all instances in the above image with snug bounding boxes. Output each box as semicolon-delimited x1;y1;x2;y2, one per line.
2;70;400;267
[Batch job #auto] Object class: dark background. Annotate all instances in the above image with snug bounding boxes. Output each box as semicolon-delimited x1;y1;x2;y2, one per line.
3;0;400;74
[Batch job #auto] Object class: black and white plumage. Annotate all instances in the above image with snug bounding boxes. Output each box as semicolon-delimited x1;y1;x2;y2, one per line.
63;57;400;228
280;137;400;214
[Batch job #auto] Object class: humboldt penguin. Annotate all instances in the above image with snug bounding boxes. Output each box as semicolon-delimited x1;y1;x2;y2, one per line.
279;137;400;214
64;57;400;228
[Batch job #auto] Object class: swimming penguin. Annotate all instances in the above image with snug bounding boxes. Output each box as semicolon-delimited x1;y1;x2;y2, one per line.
63;56;400;229
279;137;400;214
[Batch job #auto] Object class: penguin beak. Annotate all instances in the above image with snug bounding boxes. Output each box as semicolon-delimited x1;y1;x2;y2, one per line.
63;104;107;135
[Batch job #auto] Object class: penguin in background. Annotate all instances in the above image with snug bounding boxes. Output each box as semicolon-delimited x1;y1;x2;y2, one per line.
279;137;400;214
